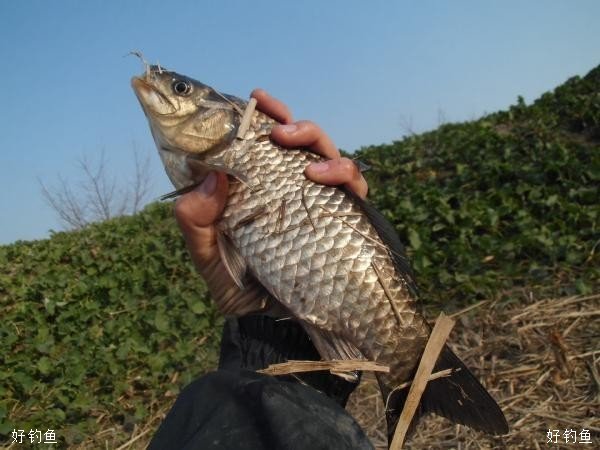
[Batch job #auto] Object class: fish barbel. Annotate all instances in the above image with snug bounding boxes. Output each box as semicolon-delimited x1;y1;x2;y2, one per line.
131;65;508;440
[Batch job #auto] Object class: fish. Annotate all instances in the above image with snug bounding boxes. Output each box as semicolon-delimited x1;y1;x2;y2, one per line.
131;64;508;442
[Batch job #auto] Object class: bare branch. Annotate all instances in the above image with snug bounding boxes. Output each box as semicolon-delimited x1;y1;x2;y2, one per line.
437;107;447;127
40;175;88;229
39;144;154;230
78;150;115;221
130;142;153;213
398;114;417;137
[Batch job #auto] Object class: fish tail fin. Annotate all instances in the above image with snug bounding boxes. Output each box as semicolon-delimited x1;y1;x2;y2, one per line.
379;345;508;442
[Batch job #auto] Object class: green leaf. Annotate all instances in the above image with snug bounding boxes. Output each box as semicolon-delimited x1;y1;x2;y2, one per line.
37;357;52;375
408;229;421;250
154;311;170;332
190;302;206;315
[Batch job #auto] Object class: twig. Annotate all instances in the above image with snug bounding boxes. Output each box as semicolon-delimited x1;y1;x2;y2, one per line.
449;300;491;319
257;359;389;376
236;97;257;139
392;368;457;391
115;427;152;450
390;313;455;450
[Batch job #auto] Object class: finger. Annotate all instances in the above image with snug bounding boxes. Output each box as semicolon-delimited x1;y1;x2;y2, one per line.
251;88;293;124
271;120;340;160
174;171;229;263
305;158;369;199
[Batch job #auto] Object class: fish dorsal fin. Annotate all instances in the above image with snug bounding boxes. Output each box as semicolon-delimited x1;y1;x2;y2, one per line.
216;232;247;289
344;189;419;299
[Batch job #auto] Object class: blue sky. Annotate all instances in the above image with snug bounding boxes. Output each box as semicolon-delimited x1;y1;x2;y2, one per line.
1;0;598;244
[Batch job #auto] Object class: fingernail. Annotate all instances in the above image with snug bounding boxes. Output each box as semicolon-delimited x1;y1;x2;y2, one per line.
309;162;329;173
279;124;297;133
199;172;217;195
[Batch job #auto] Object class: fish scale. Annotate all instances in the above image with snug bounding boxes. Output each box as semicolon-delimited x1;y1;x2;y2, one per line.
131;65;508;442
216;134;428;383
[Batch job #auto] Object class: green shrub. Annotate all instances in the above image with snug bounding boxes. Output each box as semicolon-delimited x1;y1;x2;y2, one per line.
358;66;599;306
0;203;222;443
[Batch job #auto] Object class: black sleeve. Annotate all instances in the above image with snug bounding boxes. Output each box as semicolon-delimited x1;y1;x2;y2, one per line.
147;316;373;450
147;369;374;450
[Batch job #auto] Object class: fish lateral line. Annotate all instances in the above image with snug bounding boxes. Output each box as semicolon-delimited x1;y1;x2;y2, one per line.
372;260;403;327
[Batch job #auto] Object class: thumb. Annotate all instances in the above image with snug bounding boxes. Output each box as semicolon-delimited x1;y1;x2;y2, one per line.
174;171;229;265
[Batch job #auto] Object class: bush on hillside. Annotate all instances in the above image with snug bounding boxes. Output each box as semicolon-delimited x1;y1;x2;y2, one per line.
0;203;222;443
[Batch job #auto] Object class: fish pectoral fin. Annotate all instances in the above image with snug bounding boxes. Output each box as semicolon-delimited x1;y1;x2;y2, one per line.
216;279;273;317
160;182;202;200
216;232;247;289
302;324;365;382
195;154;255;187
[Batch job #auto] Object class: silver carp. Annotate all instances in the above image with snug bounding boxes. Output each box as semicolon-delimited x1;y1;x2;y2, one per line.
131;65;508;440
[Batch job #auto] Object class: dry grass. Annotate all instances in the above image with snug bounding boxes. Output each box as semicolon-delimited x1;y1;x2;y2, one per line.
64;293;599;449
347;293;600;449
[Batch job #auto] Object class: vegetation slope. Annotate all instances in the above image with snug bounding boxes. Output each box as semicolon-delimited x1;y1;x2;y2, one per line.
1;65;598;447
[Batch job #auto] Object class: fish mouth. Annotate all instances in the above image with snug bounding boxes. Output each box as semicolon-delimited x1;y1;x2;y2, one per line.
130;76;152;98
131;77;177;115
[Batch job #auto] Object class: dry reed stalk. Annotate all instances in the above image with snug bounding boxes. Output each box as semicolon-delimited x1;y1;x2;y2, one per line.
390;313;455;449
236;97;257;139
257;359;390;376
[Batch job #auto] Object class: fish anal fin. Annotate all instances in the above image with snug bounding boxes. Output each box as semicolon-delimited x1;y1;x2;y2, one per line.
216;278;273;317
216;232;247;289
302;324;365;382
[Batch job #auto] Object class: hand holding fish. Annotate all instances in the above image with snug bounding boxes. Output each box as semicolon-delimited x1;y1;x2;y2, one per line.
174;88;368;305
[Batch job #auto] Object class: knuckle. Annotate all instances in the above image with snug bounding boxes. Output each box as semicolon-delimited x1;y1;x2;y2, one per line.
340;157;361;180
297;120;320;134
360;182;369;198
281;105;293;122
173;196;193;224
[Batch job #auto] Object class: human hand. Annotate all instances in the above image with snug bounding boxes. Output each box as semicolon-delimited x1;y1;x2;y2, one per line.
174;89;369;312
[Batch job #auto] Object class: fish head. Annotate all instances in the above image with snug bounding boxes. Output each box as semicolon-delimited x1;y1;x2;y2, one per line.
131;65;242;188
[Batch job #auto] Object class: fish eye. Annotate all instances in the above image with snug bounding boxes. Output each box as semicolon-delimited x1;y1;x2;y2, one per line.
172;80;192;96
